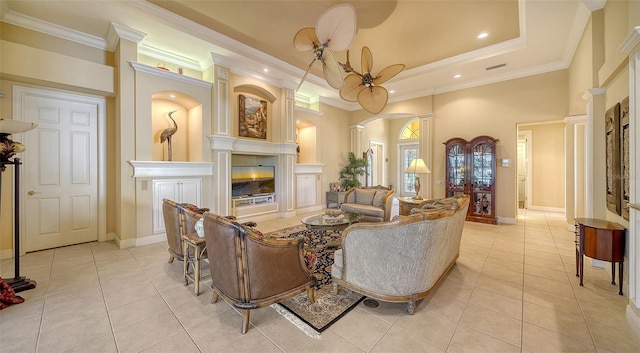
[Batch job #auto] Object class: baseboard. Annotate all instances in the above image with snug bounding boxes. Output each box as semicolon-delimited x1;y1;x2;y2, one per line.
116;236;136;249
627;303;640;338
296;205;323;214
497;217;517;224
528;205;566;213
135;234;165;247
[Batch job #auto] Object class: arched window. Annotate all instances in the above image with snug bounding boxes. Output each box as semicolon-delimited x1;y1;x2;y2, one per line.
400;119;420;140
398;118;420;196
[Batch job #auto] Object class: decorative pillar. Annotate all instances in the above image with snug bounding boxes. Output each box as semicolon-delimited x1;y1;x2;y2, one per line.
209;136;234;216
564;115;588;228
349;125;363;155
620;26;640;333
212;59;231;136
419;115;433;199
109;23;146;248
582;88;607;219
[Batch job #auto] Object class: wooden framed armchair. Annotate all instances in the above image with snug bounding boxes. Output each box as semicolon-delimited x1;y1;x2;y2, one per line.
201;212;316;333
162;199;186;263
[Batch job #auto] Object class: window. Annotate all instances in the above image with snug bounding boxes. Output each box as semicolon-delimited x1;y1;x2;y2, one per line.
398;118;420;196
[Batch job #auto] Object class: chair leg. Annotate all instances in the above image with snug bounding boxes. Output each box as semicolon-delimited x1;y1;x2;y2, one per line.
168;255;175;263
407;301;416;315
307;287;316;303
211;291;219;304
241;310;250;334
332;282;338;295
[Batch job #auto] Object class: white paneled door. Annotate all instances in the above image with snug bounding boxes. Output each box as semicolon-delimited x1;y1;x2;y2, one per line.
16;87;100;252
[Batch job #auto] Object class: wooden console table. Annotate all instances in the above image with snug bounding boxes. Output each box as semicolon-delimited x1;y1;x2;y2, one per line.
574;218;626;295
398;197;424;216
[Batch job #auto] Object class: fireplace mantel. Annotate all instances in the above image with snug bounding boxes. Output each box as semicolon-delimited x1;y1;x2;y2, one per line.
129;161;214;178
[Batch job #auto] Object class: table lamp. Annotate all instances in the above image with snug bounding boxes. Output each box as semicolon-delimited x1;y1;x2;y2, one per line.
405;158;431;200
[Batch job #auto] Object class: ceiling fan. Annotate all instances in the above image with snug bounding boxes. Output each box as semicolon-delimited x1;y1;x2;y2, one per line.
293;4;357;91
339;46;405;114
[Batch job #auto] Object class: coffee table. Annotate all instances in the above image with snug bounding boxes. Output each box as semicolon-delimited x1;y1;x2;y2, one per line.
301;212;364;231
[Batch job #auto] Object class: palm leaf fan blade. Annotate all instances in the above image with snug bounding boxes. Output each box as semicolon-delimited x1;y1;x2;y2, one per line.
373;64;405;85
322;49;345;89
361;46;373;73
316;4;357;52
358;86;388;114
339;74;362;102
293;27;319;51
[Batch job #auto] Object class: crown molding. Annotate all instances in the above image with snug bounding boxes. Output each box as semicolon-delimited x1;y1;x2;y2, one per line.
582;87;607;100
129;61;212;89
138;44;200;71
620;26;640;55
1;10;106;50
580;0;606;12
107;23;146;51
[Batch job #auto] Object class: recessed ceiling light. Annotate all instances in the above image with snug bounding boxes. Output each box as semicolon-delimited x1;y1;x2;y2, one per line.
389;90;395;94
169;94;176;98
478;32;489;39
263;68;269;72
454;74;462;79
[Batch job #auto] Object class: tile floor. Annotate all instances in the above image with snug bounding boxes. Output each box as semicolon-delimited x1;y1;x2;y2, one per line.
1;206;639;353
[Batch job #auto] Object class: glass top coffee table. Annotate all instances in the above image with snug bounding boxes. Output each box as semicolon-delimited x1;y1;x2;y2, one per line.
300;212;364;230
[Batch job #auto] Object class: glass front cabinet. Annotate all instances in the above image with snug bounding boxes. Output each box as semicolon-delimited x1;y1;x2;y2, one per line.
445;136;499;224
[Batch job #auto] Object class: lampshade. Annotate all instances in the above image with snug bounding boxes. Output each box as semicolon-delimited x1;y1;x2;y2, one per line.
0;118;38;134
405;158;431;174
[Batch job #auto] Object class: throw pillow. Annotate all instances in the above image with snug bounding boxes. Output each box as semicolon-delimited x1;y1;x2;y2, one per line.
355;189;376;205
372;190;387;207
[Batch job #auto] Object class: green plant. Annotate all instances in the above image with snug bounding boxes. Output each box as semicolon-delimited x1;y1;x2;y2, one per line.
339;152;369;190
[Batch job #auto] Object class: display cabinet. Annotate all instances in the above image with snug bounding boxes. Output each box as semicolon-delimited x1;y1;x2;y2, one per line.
444;135;499;224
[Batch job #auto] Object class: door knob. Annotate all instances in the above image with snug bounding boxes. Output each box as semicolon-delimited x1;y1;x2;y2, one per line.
27;190;38;196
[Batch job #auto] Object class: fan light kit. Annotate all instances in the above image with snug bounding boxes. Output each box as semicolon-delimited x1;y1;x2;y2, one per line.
293;4;404;114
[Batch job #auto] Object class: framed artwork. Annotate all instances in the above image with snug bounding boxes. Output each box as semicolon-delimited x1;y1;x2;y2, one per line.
605;103;621;215
238;94;267;139
620;97;630;220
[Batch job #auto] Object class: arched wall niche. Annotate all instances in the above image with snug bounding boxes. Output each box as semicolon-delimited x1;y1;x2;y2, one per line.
151;90;204;162
296;118;317;163
233;84;277;103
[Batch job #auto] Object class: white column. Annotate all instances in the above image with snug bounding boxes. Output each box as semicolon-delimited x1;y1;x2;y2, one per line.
582;88;607;218
564;115;588;227
620;26;640;335
211;57;231;136
349;125;363;155
419;115;433;199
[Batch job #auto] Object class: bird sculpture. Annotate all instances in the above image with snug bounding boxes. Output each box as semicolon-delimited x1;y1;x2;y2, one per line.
160;110;178;161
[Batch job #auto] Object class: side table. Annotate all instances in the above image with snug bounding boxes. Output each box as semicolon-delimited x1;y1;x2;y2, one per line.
326;191;346;208
574;218;626;295
398;197;424;216
182;232;207;296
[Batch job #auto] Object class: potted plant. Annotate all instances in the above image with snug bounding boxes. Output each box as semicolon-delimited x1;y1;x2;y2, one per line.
339;152;369;190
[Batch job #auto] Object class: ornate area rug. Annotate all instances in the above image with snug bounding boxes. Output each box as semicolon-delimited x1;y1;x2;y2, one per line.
265;225;364;333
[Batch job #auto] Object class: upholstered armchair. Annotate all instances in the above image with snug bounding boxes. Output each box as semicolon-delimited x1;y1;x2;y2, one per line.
340;185;395;222
202;212;316;334
332;195;470;314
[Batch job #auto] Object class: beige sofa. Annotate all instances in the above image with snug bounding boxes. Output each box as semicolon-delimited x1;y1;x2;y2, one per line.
339;186;395;222
332;195;470;314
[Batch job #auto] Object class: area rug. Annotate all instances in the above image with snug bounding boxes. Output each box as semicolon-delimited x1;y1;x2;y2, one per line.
265;225;364;333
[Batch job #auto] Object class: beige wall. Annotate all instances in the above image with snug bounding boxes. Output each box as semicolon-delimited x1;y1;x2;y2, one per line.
430;71;569;221
317;103;352;198
568;16;593;116
526;122;566;209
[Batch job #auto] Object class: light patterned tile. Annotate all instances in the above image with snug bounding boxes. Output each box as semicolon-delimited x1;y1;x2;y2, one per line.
523;302;592;343
448;326;520;353
460;302;522;346
522;323;596;353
